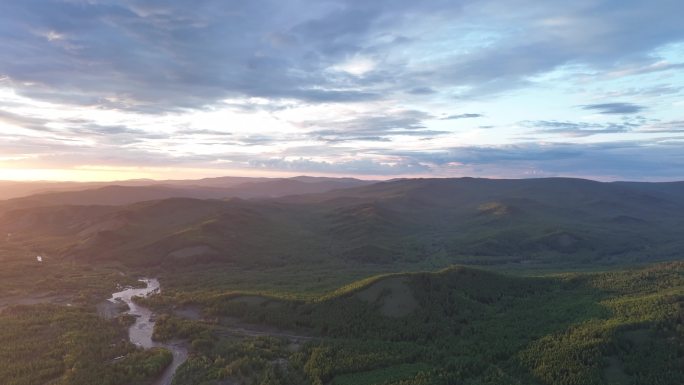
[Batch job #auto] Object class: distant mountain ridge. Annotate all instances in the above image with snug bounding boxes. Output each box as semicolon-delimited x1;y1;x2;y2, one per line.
1;177;683;268
0;176;375;207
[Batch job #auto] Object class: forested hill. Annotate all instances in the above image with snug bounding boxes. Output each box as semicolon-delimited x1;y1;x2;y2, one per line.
153;263;684;385
1;177;684;268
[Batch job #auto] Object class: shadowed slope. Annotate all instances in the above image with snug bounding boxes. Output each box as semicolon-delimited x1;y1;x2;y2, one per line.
0;177;683;268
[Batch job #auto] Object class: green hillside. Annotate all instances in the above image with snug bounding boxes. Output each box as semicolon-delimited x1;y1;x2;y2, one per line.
150;263;684;385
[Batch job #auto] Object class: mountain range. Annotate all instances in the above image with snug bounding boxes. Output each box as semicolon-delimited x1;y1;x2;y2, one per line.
1;177;683;268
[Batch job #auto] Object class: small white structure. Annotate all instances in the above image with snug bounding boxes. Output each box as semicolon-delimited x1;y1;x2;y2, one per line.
36;256;43;262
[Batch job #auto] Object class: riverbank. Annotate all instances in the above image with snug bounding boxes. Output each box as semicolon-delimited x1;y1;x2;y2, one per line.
109;278;188;385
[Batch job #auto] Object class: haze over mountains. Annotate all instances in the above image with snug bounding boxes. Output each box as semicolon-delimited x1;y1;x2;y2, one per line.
0;176;374;205
2;176;683;269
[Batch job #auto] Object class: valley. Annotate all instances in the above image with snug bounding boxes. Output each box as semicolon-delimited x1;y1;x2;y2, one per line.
3;0;683;383
0;177;683;385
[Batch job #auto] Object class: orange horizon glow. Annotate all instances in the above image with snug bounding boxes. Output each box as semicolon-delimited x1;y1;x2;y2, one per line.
0;166;395;182
0;166;667;183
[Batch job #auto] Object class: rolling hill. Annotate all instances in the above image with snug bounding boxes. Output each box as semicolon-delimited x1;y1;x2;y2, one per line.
156;263;684;385
0;176;374;209
1;177;683;268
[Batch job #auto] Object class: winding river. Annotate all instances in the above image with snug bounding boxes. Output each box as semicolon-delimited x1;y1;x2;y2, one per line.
109;278;188;385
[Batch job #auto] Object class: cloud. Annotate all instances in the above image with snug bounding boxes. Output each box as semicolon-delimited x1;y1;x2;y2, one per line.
385;141;684;180
0;109;55;132
3;117;683;180
591;84;683;99
175;129;233;136
441;113;483;120
239;140;684;180
248;156;432;175
637;120;684;133
523;120;633;137
581;102;646;114
406;87;437;95
1;0;682;111
604;61;684;79
0;1;683;181
523;118;684;138
0;108;163;146
297;109;448;142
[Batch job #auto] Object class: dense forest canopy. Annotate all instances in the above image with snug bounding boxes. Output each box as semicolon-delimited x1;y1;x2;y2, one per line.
0;177;683;384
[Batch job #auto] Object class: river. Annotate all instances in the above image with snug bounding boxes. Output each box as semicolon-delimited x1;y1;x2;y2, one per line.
109;278;188;385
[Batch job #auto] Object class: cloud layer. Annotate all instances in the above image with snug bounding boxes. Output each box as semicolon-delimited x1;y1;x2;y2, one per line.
0;0;683;180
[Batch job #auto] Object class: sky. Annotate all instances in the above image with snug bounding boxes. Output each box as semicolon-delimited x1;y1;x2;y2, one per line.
0;0;683;181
